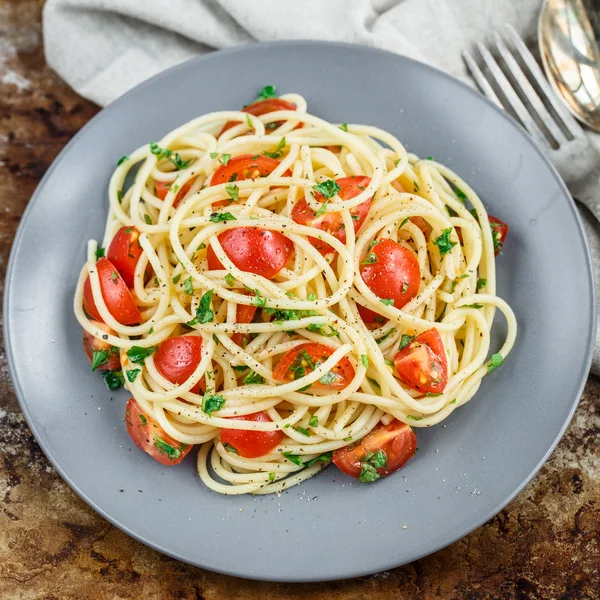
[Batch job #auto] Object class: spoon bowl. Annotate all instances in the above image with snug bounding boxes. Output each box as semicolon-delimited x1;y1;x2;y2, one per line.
539;0;600;132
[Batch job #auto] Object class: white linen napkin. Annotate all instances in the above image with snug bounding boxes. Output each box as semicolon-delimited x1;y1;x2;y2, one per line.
42;0;600;375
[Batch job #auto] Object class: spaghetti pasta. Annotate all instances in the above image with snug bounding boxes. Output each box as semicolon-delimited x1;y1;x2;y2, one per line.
74;87;516;495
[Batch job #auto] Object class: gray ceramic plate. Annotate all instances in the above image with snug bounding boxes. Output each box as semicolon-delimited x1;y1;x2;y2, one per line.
4;42;596;582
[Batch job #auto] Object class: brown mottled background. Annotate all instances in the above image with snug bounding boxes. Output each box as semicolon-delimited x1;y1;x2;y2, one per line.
0;1;599;598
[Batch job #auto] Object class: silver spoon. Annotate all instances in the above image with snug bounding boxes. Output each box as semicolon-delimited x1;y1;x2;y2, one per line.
539;0;600;132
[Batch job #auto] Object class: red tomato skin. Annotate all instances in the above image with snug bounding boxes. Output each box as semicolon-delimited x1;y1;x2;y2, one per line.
82;321;120;371
126;398;193;466
272;342;355;391
356;304;388;328
83;258;141;325
154;335;203;393
232;299;258;347
211;155;287;186
360;239;420;310
107;226;143;288
291;176;372;254
333;420;417;479
207;227;293;280
155;179;194;207
220;411;285;458
220;98;298;135
394;328;448;394
488;215;509;256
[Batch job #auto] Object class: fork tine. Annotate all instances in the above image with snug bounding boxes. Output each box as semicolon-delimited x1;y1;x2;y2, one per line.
493;32;568;145
475;41;550;149
504;23;583;138
462;51;504;109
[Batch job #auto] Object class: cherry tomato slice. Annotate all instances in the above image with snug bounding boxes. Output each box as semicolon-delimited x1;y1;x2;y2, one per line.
291;176;372;254
83;258;141;325
211;154;287;186
126;397;193;466
360;239;420;310
232;295;258;347
106;226;143;288
272;342;355;391
220;411;284;458
220;98;298;135
82;321;120;371
356;304;388;329
155;179;194;207
207;227;293;280
488;215;509;256
333;420;417;480
154;335;203;394
394;328;448;394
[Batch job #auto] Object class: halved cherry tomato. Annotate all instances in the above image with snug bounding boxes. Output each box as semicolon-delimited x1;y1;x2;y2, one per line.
488;215;509;256
291;176;372;254
82;320;120;371
154;335;203;393
356;304;388;329
220;98;298;135
126;397;193;466
155;179;194;207
211;154;287;186
83;258;141;325
408;216;433;238
232;295;258;348
333;420;416;480
394;328;448;394
220;411;284;458
107;226;143;288
207;227;293;280
272;342;355;391
360;239;420;310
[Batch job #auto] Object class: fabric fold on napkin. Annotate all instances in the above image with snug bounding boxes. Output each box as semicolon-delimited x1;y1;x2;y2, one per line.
42;0;600;375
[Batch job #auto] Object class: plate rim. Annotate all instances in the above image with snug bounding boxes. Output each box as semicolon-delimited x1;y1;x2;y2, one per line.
3;40;597;582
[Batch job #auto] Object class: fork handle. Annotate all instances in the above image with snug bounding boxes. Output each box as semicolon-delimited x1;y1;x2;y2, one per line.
569;170;600;222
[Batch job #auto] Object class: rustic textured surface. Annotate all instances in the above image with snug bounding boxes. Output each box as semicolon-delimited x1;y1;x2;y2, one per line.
1;1;599;598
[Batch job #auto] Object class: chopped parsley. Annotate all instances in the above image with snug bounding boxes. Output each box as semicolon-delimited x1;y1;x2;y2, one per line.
95;247;105;259
399;217;410;229
318;370;338;386
461;303;484;309
183;276;194;295
399;334;415;350
218;153;231;166
144;214;152;225
361;354;369;368
487;353;504;374
406;415;423;421
201;393;226;415
282;452;303;466
339;123;348;132
434;228;457;256
149;142;190;170
454;186;468;203
126;369;141;383
476;278;487;291
224;443;238;454
251;289;267;308
225;273;236;287
256;85;277;101
361;253;378;265
172;273;182;285
380;298;394;306
139;413;147;426
359;450;387;483
295;426;311;437
315;200;329;217
126;345;155;365
401;281;409;295
225;183;239;202
306;323;340;337
304;453;332;468
243;370;265;385
268;472;276;481
313;179;341;199
102;370;124;390
188;289;215;325
263;137;286;159
153;435;187;461
209;212;236;223
425;392;442;397
117;155;128;166
308;415;319;427
91;349;109;371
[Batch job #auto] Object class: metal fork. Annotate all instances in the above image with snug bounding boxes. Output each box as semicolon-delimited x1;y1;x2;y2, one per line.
463;23;600;221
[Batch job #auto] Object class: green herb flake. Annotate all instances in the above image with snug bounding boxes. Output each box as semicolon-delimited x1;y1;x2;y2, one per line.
183;276;194;295
401;281;409;295
450;398;457;404
361;253;378;265
295;426;311;437
282;452;303;466
339;123;348;132
188;289;215;326
313;179;341;199
209;212;236;223
268;472;276;481
153;435;186;461
243;370;265;385
251;289;267;308
380;298;395;306
126;345;155;365
139;413;147;426
126;369;141;383
487;353;504;374
343;436;353;442
218;153;231;166
304;453;332;468
315;200;329;217
433;228;458;256
172;273;182;284
399;217;410;228
225;183;239;202
91;349;108;371
210;152;219;159
117;155;128;166
144;214;152;225
461;303;484;309
246;114;253;128
318;370;338;386
476;278;487;291
406;415;423;421
425;392;442;397
361;354;369;369
149;142;190;170
225;273;236;287
201;393;226;415
95;247;105;259
256;85;277;101
454;186;468;203
308;415;319;427
399;334;415;351
224;443;238;454
102;370;124;390
263;137;286;159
